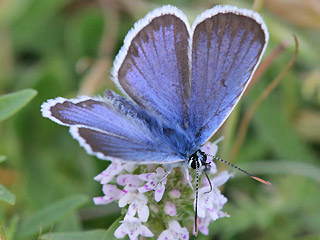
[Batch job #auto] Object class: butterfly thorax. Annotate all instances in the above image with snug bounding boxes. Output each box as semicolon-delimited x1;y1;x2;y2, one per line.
188;150;210;171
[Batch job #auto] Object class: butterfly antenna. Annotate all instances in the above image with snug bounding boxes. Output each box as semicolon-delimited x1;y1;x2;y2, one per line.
207;154;272;185
194;160;200;236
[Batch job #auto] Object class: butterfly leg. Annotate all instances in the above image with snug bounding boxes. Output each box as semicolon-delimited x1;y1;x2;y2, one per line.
182;163;194;190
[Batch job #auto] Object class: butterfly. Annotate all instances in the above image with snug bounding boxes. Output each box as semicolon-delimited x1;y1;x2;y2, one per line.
41;5;269;232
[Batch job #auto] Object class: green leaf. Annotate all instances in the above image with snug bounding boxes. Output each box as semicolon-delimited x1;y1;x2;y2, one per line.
6;215;20;240
0;184;16;205
55;213;82;232
0;89;37;121
0;155;6;163
16;195;89;239
41;216;125;240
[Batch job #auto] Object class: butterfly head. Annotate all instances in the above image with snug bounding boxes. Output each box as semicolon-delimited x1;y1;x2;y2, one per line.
188;150;210;172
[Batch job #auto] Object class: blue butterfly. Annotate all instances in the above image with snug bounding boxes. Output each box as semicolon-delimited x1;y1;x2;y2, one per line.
41;5;268;176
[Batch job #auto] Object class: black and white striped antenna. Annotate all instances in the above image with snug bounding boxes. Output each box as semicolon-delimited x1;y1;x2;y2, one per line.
207;154;272;185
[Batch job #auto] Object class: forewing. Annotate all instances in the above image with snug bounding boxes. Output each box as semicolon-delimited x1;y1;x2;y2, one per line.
111;6;191;128
189;6;268;145
41;96;182;163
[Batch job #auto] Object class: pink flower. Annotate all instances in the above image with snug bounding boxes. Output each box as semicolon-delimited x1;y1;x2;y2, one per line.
164;202;177;216
93;184;121;205
138;167;167;202
114;216;153;240
117;174;150;222
94;161;136;184
117;174;141;194
119;192;150;222
158;220;189;240
168;189;181;199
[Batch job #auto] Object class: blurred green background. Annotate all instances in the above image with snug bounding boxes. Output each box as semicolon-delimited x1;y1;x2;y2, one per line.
0;0;320;239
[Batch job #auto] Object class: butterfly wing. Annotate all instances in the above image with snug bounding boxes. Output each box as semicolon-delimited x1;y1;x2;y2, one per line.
41;93;184;163
42;6;269;162
189;6;269;145
111;6;191;129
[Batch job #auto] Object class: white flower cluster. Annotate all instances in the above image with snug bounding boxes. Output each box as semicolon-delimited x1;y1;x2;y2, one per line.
93;141;232;240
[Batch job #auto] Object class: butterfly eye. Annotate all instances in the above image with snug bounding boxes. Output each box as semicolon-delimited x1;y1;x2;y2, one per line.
189;158;199;169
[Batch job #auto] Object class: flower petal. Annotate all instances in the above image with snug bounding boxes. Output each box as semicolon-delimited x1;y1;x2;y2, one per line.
179;227;189;240
154;183;165;202
197;217;211;235
93;196;114;205
94;162;123;184
117;174;131;186
114;222;127;239
211;170;233;187
138;204;149;222
138;183;153;193
126;203;138;218
138;173;154;181
158;230;172;240
168;220;181;230
122;163;137;173
164;202;177;216
140;225;154;237
118;193;131;207
102;184;120;194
